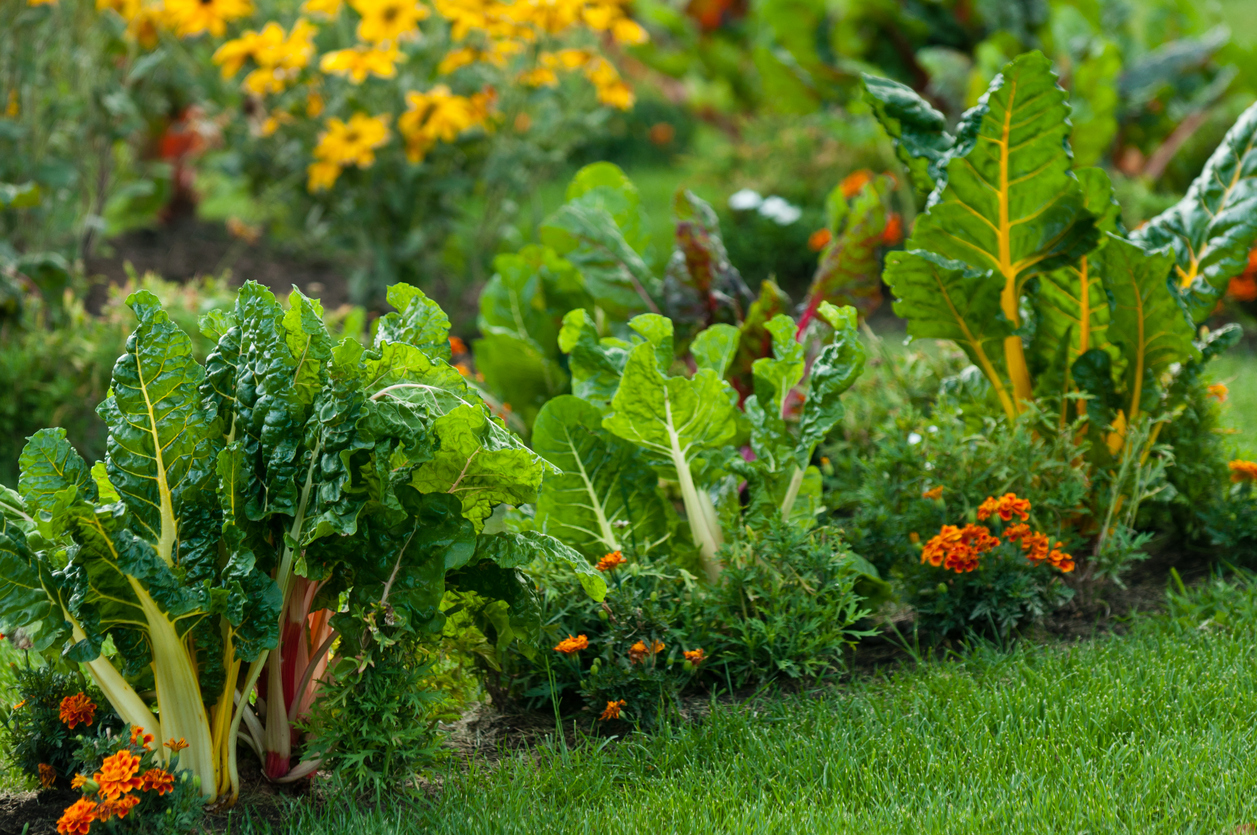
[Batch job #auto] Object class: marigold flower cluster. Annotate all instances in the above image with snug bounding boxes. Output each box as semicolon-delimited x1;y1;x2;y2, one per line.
1230;460;1257;483
921;494;1074;574
682;648;705;665
56;728;179;835
59;693;96;730
39;763;57;789
91;0;647;193
595;550;626;571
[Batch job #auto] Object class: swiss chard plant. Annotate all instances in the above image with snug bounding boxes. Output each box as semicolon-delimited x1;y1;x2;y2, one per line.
864;52;1254;463
0;281;602;806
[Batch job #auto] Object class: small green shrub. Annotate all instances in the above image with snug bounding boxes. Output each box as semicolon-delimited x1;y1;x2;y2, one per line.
0;658;120;790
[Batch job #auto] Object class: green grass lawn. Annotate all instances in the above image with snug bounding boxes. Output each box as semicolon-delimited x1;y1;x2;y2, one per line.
232;572;1257;835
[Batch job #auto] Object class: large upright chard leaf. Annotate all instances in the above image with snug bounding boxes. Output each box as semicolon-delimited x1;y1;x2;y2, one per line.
532;395;672;560
602;321;742;581
662;189;754;346
899;52;1097;414
1131;101;1257;323
1098;235;1201;423
799;176;889;330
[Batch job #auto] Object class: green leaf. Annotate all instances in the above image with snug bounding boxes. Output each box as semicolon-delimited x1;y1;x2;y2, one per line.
730;280;792;398
797;304;866;466
909;52;1096;291
532;396;672;560
467;529;607;602
96;290;215;562
1098;234;1202;418
283;288;335;412
0;181;40;210
563;162;649;253
750;314;805;421
558;309;634;412
0;522;69;653
861;74;954;194
409;404;548;528
603;341;741;477
690;323;741;378
628;313;675;371
801;175;889;326
472;334;567;428
18;428;96;514
1131;101;1257;324
375;283;452;361
885;250;1017;415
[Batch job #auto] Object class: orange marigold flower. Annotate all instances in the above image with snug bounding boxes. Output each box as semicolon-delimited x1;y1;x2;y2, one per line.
944;543;980;573
683;648;706;665
12;700;26;710
959;523;999;554
807;228;832;252
95;794;140;822
94;750;143;800
1003;523;1032;545
881;212;904;246
39;763;56;788
1207;383;1228;402
129;726;154;749
1048;544;1075;573
922;485;944;500
1228;273;1257;302
448;335;467;355
839;169;874;199
1230;460;1257;483
596;550;626;571
70;773;88;790
599;699;626;721
554;634;588;654
1020;531;1051;564
59;693;96;729
164;738;189;753
977;493;1031;522
56;797;97;835
454;361;472;377
921;525;962;567
140;768;174;796
627;639;649;664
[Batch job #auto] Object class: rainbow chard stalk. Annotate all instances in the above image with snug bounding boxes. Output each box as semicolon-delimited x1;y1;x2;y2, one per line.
0;281;606;804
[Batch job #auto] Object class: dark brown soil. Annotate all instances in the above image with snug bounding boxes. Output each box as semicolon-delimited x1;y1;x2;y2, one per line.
86;218;354;312
0;788;81;835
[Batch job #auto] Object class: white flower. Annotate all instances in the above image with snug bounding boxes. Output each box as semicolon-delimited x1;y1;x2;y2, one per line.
908;432;923;445
728;188;763;211
758;195;802;225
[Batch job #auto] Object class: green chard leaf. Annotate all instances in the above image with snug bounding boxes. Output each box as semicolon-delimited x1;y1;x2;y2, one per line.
558;308;636;412
799;175;890;328
1097;234;1202;419
532;395;673;560
375;282;453;361
797;303;866;467
1131;101;1257;323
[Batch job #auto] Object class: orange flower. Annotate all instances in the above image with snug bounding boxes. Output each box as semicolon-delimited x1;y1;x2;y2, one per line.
1207;383;1228;402
56;797;97;835
839;169;874;199
454;361;472;377
95;794;140;822
808;228;832;252
945;543;980;573
39;763;56;788
140;768;174;796
93;750;143;800
596;550;626;571
1228;273;1257;302
12;700;26;710
599;699;626;721
554;634;588;654
683;648;706;665
448;335;467;355
1003;523;1032;545
1020;531;1051;564
977;493;1031;522
881;212;903;246
921;525;963;567
627;640;649;664
129;726;154;749
1047;544;1075;573
164;738;189;753
651;640;665;654
59;694;96;729
959;524;999;553
70;773;89;790
922;485;944;500
923;524;996;573
1230;460;1257;483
